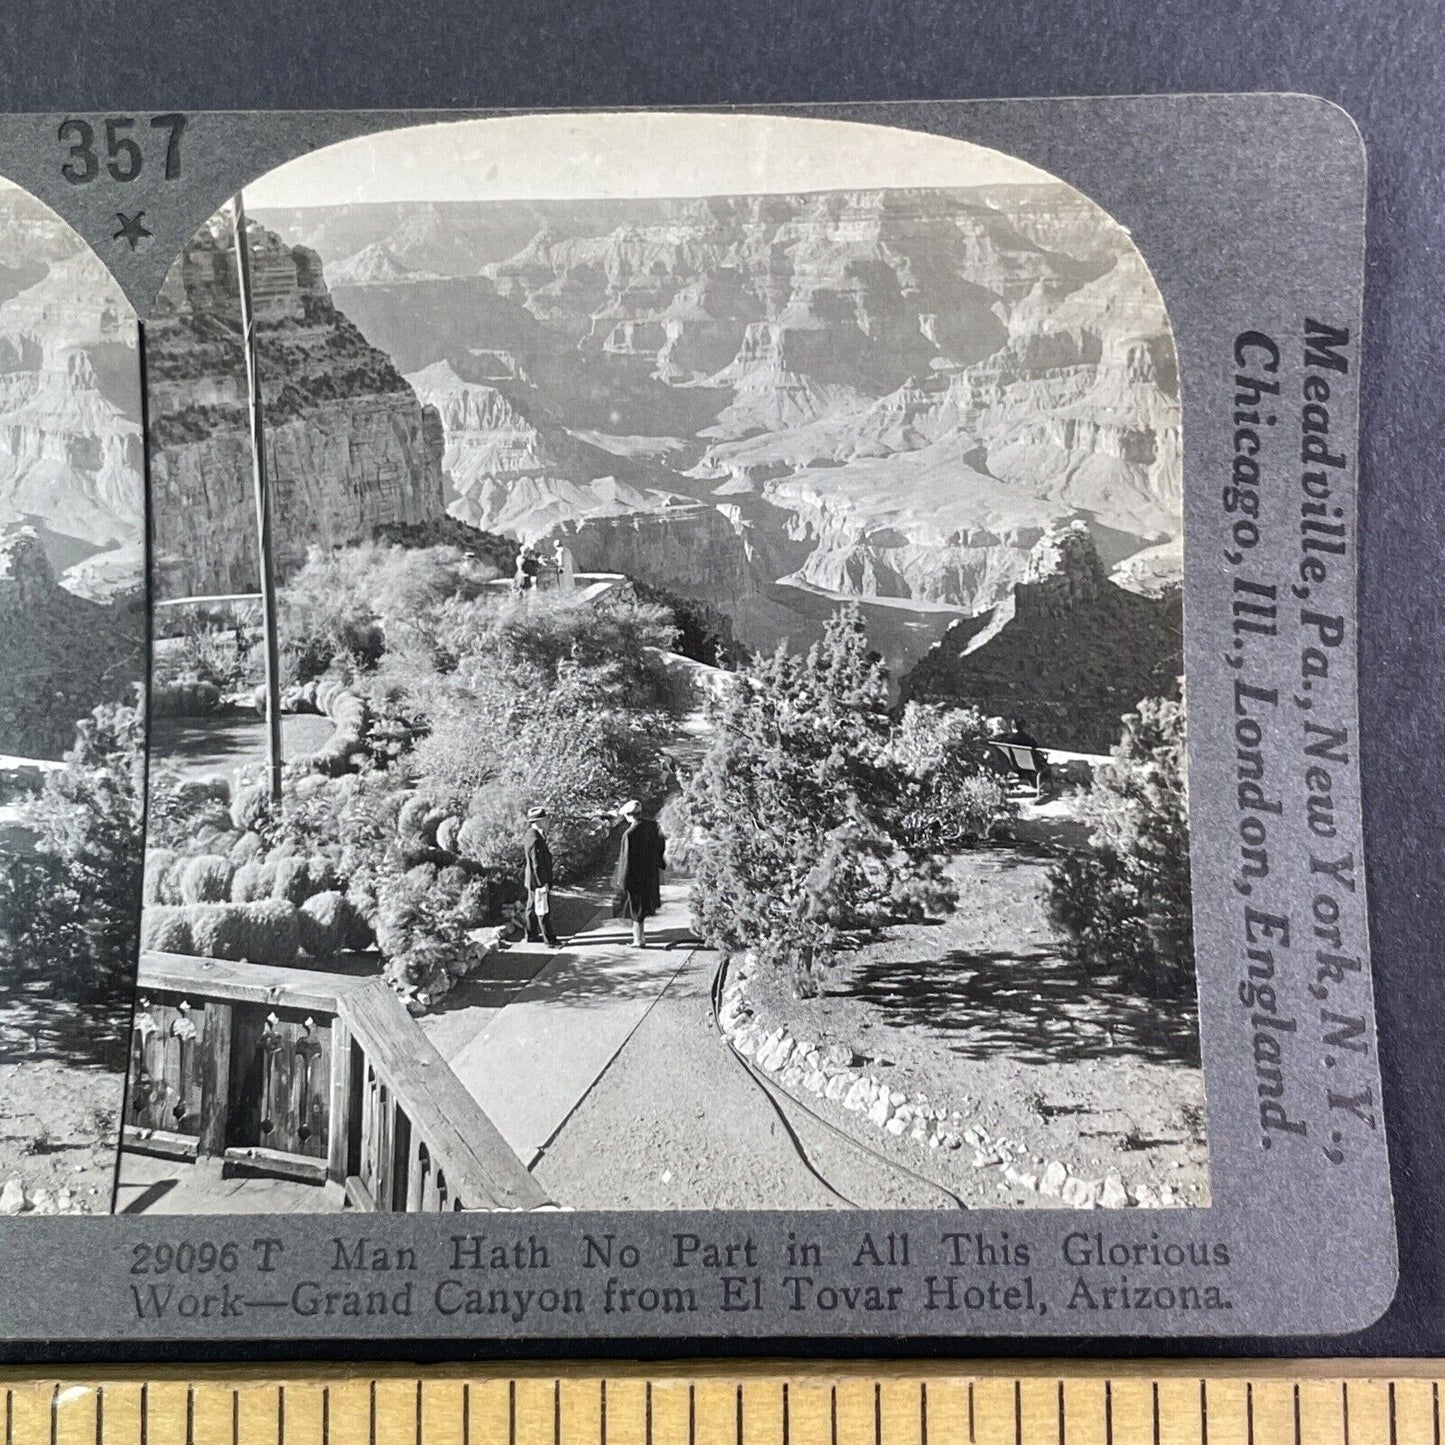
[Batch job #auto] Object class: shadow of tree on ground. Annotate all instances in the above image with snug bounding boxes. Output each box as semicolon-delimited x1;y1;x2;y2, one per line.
834;946;1200;1069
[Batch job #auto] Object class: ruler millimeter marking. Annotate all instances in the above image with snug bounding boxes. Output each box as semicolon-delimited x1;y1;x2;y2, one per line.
3;1367;1442;1445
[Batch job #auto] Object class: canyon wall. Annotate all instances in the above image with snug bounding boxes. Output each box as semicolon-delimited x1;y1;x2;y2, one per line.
146;220;447;598
0;190;143;587
265;184;1182;645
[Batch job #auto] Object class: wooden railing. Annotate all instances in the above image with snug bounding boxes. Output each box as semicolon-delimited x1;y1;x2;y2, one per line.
127;951;547;1212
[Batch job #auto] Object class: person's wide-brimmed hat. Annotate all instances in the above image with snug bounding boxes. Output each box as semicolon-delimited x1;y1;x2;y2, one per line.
526;805;549;820
618;799;641;818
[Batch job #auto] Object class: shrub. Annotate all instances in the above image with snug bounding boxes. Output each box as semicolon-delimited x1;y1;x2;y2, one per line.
271;856;314;906
3;702;147;1004
297;890;353;957
179;853;234;903
174;900;299;967
1045;693;1193;998
230;859;276;902
889;702;1016;848
150;678;223;718
229;831;264;863
143;848;177;905
185;901;246;960
230;783;273;835
140;906;192;955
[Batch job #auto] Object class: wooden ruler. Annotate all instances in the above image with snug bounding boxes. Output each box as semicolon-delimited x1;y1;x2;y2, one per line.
1;1363;1440;1445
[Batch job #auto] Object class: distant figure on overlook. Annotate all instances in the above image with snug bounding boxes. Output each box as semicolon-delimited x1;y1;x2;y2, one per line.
552;537;576;594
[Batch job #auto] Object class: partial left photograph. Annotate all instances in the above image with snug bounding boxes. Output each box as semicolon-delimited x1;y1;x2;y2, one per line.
0;179;147;1215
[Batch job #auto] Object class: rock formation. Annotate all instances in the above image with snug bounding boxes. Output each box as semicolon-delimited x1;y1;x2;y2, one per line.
259;184;1182;653
0;527;144;758
145;219;447;598
899;522;1182;753
0;190;144;585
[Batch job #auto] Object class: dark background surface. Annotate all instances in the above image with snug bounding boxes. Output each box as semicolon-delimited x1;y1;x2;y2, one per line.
0;0;1441;1365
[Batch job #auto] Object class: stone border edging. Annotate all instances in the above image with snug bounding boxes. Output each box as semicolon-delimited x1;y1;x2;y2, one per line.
716;952;1181;1210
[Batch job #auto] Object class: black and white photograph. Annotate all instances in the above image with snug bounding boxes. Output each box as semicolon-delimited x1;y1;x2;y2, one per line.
107;112;1206;1217
0;180;146;1216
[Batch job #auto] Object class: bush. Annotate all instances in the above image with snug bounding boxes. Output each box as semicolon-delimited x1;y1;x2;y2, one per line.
230;783;274;835
1045;693;1193;997
889;702;1016;848
143;848;177;905
230;859;276;902
150;677;223;717
170;900;299;967
1;703;147;1004
297;890;353;957
178;853;234;903
140;906;192;955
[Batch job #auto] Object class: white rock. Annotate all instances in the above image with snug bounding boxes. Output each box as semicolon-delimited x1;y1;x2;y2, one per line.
972;1150;1001;1169
1100;1172;1130;1209
1132;1183;1159;1207
890;1090;907;1107
867;1097;892;1127
0;1178;26;1216
885;1117;908;1136
1040;1161;1068;1197
803;1070;828;1095
824;1074;850;1102
963;1128;984;1148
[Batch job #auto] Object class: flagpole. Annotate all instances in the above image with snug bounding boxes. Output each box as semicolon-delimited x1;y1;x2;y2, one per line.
231;191;284;810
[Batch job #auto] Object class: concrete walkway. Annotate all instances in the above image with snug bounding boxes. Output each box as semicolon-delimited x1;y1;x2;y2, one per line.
441;877;703;1168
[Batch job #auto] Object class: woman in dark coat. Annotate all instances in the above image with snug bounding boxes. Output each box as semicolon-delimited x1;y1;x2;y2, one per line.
612;799;666;947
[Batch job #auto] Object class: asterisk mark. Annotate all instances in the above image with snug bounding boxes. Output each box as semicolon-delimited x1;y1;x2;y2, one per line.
113;211;152;251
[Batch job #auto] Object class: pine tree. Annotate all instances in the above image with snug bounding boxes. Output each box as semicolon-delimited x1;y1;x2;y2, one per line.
684;606;954;994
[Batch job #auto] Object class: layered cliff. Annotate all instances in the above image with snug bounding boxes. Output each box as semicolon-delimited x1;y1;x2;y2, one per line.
259;183;1183;656
146;220;447;598
899;523;1182;753
0;192;144;579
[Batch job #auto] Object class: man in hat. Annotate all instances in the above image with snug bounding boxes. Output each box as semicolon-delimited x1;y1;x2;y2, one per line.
612;799;666;948
521;805;560;946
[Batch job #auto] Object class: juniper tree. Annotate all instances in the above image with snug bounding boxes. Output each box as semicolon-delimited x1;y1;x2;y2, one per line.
684;606;954;995
1045;692;1194;997
0;701;146;1005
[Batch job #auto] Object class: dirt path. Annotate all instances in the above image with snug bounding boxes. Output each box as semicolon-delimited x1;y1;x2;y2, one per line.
534;947;960;1210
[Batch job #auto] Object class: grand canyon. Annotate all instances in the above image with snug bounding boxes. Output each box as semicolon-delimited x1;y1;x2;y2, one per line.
2;177;1185;749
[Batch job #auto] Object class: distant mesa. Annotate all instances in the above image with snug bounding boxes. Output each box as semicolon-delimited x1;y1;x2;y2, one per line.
899;522;1182;754
0;526;144;758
